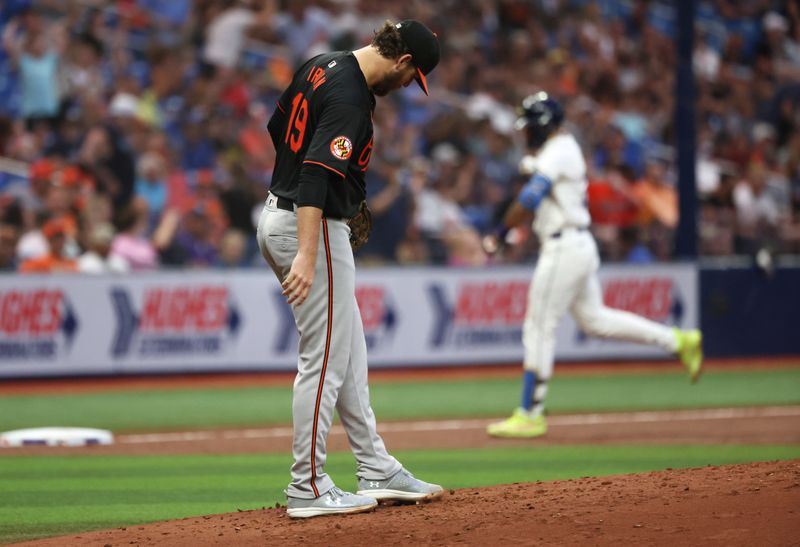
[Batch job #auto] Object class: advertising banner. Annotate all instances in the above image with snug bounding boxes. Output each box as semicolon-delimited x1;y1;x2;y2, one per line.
0;272;282;376
0;264;697;377
353;263;697;365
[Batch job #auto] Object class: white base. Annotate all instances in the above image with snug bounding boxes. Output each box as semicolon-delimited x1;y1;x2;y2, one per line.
0;427;114;447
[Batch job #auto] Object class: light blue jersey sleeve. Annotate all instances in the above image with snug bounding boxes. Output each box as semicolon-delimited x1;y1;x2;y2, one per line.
517;173;553;211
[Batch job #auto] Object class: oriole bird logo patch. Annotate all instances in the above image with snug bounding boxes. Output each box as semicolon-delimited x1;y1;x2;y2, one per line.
330;136;353;160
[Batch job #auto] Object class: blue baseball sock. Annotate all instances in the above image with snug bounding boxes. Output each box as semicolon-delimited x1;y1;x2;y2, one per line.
520;371;537;411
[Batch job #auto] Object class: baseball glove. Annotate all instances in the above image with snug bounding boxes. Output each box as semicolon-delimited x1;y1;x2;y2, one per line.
347;200;372;251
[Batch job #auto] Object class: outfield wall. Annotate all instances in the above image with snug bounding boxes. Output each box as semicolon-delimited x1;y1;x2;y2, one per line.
0;264;697;378
699;263;800;357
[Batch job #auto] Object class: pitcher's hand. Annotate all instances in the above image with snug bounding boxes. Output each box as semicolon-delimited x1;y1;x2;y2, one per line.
282;252;315;306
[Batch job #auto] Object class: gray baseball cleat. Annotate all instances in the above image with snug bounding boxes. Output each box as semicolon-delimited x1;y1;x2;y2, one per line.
357;468;444;501
286;487;377;518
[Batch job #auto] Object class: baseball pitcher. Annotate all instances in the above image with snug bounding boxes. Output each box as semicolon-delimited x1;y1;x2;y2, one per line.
257;20;444;517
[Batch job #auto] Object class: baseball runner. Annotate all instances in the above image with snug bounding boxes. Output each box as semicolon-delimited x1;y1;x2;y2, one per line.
257;20;444;518
484;92;704;439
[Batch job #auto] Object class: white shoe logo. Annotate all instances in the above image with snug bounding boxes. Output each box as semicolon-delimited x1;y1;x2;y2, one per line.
369;481;380;488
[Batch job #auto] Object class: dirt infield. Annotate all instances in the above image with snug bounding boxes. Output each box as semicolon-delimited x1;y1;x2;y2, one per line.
4;406;800;456
15;459;800;546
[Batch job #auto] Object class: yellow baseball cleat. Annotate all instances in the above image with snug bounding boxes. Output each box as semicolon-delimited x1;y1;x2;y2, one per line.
487;408;547;438
675;328;703;384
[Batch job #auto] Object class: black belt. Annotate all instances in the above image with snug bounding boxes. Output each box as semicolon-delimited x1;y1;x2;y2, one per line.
273;196;346;221
275;196;294;212
551;227;588;239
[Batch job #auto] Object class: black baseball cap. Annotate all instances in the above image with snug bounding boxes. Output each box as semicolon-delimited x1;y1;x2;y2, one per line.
395;20;440;96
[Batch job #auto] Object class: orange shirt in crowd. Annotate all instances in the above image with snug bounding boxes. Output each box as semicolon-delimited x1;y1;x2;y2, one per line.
587;177;638;227
630;180;678;228
19;254;78;274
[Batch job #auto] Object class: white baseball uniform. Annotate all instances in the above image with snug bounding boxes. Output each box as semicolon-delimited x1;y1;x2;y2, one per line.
521;131;678;382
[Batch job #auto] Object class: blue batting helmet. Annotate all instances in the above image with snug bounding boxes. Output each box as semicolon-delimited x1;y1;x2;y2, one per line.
515;92;564;148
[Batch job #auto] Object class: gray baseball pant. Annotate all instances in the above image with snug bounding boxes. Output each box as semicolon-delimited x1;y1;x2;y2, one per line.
257;194;401;499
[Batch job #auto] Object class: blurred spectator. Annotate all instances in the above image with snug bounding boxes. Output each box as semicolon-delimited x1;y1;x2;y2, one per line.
77;222;129;273
733;164;782;254
699;168;737;256
110;197;158;271
443;225;488;267
202;0;275;74
134;151;168;232
46;106;89;160
238;102;272;171
77;125;135;211
356;158;413;264
272;0;331;64
15;211;49;261
63;33;105;102
8;158;53;228
135;46;184;130
80;192;115;236
586;168;639;259
43;182;79;238
619;225;655;264
18;217;77;273
0;0;797;269
0;222;21;271
2;10;66;125
782;131;800;249
631;159;678;260
630;158;679;230
137;0;192;29
218;168;259;263
411;155;486;266
699;200;736;256
181;114;217;170
759;11;800;82
187;170;228;240
593;124;645;181
466;129;515;231
216;228;248;268
166;203;220;268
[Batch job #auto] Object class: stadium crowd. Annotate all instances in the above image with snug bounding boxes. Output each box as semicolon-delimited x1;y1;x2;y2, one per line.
0;0;798;273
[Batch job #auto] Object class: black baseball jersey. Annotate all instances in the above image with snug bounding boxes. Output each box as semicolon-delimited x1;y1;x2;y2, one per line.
267;51;375;219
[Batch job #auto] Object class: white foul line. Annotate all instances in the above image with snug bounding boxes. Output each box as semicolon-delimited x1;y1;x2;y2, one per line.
118;406;800;445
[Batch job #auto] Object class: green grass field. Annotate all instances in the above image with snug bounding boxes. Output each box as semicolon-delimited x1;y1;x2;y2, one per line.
1;367;799;432
1;365;799;544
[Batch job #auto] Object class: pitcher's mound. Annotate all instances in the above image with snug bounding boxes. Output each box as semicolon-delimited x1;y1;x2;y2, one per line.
17;459;800;546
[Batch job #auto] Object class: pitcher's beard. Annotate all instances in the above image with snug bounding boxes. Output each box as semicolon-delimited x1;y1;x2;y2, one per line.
372;71;407;96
